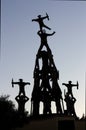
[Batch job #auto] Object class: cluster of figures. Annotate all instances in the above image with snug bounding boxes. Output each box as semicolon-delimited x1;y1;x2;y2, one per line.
63;81;79;116
12;13;79;118
31;13;79;117
12;79;30;116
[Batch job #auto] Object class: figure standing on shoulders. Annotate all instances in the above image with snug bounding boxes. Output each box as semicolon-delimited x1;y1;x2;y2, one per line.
12;78;30;96
62;81;79;98
37;29;55;52
32;13;51;31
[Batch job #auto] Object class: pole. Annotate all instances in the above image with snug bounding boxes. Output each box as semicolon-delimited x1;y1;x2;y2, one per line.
85;72;86;117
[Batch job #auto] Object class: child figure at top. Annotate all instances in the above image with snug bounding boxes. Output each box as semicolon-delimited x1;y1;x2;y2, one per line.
32;13;51;31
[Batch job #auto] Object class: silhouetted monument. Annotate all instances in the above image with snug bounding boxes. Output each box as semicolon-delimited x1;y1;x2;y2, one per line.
62;81;79;116
31;13;63;116
12;79;30;116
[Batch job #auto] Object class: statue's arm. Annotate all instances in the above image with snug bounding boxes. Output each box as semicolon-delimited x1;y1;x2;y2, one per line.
13;82;19;84
37;30;41;36
42;13;49;20
47;31;56;36
72;84;77;87
25;82;30;85
15;96;19;101
32;18;38;22
62;83;67;87
42;16;47;20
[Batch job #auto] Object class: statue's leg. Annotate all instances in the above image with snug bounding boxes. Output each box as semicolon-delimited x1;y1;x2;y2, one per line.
38;44;43;53
43;24;51;30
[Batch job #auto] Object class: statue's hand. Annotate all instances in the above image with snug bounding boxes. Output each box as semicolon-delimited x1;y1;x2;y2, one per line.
12;78;14;87
32;19;34;22
46;13;49;20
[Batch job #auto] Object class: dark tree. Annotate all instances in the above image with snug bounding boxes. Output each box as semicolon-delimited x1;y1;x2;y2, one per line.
0;95;16;129
0;95;28;130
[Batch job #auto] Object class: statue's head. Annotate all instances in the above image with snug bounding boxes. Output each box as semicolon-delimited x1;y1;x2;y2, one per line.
69;80;72;84
19;79;23;82
38;15;41;18
20;94;24;100
42;29;46;33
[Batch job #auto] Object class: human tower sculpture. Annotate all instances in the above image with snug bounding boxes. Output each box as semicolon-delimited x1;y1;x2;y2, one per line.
12;13;79;117
31;13;79;116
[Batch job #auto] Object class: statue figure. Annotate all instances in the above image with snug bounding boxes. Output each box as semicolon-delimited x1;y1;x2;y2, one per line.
51;67;63;114
64;93;76;116
32;13;51;31
15;95;29;116
70;97;76;116
37;51;49;72
62;81;79;98
12;79;30;96
37;29;56;68
31;13;63;116
37;29;55;53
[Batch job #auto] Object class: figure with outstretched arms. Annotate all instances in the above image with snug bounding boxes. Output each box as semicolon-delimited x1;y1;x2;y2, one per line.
12;78;30;96
62;81;79;98
37;29;55;52
32;13;51;31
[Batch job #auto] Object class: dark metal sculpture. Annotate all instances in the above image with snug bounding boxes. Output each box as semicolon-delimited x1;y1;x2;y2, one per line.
32;13;51;31
15;95;29;116
62;81;79;116
12;79;30;96
62;81;79;98
31;13;63;116
12;79;30;116
11;14;79;118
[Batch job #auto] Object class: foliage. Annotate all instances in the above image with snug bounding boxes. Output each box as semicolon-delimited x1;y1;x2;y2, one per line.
0;95;28;130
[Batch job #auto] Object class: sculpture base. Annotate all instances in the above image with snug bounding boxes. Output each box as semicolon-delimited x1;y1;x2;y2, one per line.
15;114;85;130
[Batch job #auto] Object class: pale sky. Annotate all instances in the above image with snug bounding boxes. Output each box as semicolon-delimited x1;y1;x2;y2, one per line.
1;0;86;117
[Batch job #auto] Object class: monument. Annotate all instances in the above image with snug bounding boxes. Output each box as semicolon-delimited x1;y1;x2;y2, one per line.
12;13;79;119
12;14;86;130
31;13;63;116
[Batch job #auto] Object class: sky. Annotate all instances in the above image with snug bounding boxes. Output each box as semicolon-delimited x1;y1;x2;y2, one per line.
0;0;86;118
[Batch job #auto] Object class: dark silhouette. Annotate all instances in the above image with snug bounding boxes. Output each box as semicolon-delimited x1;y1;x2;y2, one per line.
64;93;76;116
51;67;63;114
12;79;30;118
37;29;55;53
0;95;29;130
62;81;79;98
15;95;29;116
32;13;51;31
63;81;78;117
70;97;76;116
0;95;18;130
38;50;52;114
43;91;52;114
31;57;41;115
31;13;63;116
12;78;30;96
